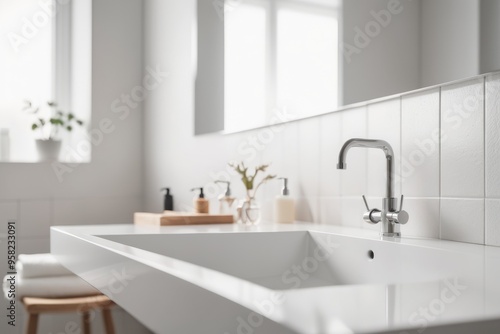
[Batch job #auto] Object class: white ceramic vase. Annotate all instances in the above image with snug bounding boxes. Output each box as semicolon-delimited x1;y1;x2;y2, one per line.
36;139;62;162
237;197;261;225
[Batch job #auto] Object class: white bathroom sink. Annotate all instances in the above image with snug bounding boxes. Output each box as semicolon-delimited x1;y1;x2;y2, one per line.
51;224;498;334
98;231;469;290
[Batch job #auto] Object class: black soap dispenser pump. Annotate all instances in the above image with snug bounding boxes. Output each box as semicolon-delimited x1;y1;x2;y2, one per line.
161;187;174;211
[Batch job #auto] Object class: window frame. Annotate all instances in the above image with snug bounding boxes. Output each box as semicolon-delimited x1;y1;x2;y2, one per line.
53;0;72;112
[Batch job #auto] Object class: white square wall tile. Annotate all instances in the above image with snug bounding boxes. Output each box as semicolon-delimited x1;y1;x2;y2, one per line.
318;197;341;225
53;196;142;226
19;200;52;238
485;73;500;198
486;199;500;246
298;117;321;199
259;127;285;203
296;197;320;223
339;106;367;196
259;197;274;223
277;121;300;199
367;98;401;198
441;198;484;244
401;198;440;239
254;122;300;204
319;112;341;197
401;88;440;197
339;197;365;230
441;78;484;198
18;237;50;254
0;201;18;236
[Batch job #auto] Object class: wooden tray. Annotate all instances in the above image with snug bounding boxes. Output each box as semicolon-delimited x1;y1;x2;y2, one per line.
134;210;234;226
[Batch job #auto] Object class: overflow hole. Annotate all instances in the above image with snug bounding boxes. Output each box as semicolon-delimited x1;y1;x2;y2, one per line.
367;250;375;260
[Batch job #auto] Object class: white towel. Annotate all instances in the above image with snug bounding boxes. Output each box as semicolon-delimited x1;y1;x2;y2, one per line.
16;253;73;279
3;275;100;299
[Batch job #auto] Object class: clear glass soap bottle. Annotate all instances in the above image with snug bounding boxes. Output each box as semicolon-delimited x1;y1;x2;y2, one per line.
215;180;237;217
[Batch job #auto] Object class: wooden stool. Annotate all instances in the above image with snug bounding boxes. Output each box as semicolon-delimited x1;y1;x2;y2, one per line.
22;294;115;334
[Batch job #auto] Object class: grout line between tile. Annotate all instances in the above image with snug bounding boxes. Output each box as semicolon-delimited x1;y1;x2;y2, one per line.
483;76;487;244
438;86;442;240
17;199;21;261
399;95;403;196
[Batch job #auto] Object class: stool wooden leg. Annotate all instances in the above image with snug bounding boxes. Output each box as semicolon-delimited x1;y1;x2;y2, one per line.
25;313;39;334
102;308;115;334
82;311;91;334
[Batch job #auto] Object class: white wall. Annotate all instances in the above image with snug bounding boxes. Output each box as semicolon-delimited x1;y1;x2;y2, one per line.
341;0;421;105
143;0;279;215
66;0;92;162
342;0;487;104
0;0;148;332
2;0;499;332
420;0;480;87
480;0;500;74
142;0;500;249
195;0;225;135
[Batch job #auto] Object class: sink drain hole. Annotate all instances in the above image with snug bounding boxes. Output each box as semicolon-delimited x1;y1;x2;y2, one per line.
367;250;375;260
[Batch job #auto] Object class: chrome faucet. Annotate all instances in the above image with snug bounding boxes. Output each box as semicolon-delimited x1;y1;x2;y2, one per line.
337;138;409;237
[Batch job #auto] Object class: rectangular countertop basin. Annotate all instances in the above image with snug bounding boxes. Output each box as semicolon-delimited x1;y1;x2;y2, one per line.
98;231;467;290
51;224;500;334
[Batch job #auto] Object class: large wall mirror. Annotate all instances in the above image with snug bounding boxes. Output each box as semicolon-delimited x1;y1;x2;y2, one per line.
195;0;500;134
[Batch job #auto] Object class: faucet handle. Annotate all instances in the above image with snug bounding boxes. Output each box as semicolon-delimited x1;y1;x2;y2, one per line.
362;195;370;211
387;210;409;225
361;195;381;224
385;194;408;224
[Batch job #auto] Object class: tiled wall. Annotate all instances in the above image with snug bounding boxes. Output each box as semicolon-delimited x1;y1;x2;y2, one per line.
142;0;500;247
143;67;500;249
253;72;500;246
485;74;500;246
0;197;143;334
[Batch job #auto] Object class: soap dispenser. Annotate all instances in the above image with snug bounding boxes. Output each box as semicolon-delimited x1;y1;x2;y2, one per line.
274;177;295;223
191;187;209;214
161;187;174;211
215;180;236;215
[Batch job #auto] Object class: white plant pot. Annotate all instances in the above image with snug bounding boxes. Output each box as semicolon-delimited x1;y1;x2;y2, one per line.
36;139;62;162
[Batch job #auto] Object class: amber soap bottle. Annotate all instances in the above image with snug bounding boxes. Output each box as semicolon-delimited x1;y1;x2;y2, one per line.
191;187;209;214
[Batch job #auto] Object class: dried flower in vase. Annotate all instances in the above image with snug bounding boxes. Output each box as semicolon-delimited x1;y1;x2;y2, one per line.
228;162;276;199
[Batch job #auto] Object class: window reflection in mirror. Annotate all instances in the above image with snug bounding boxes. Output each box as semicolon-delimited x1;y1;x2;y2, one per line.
224;0;340;132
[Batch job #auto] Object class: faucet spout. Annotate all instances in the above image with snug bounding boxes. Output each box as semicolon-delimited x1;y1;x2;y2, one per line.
337;138;407;238
337;138;394;199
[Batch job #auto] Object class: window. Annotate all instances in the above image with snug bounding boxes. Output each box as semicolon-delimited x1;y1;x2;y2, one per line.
224;0;340;132
276;3;339;118
224;1;269;131
0;0;54;161
0;0;90;163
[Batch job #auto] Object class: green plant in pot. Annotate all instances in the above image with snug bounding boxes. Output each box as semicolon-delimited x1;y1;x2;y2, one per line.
23;100;84;161
229;162;275;225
